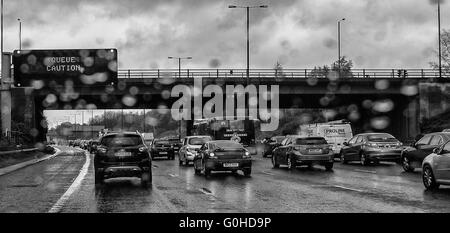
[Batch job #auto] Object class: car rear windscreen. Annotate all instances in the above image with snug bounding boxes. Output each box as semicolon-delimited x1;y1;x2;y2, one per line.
155;140;170;145
214;141;244;149
295;138;328;145
189;137;211;145
367;134;396;141
101;135;143;147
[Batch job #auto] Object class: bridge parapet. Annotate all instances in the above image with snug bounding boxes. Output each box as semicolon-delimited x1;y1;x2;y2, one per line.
117;69;442;79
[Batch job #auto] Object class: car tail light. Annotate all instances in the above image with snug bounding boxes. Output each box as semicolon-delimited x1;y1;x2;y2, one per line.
209;152;218;159
139;147;147;152
294;146;307;153
97;147;107;153
243;150;251;159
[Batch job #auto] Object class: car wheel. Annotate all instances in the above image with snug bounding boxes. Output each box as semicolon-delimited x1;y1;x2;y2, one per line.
272;155;279;168
340;151;348;164
94;171;104;185
423;165;440;190
243;168;252;177
141;171;152;187
204;168;211;177
287;156;295;170
402;156;414;172
193;163;200;175
325;162;333;171
360;152;369;166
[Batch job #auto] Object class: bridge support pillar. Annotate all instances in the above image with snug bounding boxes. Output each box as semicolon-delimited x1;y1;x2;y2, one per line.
1;52;12;138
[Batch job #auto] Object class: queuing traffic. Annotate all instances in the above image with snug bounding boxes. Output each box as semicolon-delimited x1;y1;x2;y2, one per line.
63;118;450;191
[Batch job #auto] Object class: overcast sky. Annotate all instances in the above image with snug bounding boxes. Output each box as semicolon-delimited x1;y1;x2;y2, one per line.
3;0;449;69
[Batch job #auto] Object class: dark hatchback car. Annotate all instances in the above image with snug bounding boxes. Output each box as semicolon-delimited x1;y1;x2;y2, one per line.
167;137;182;154
262;136;285;158
94;132;152;186
88;140;99;153
401;132;450;172
150;139;175;160
340;133;403;166
272;136;334;171
193;140;252;177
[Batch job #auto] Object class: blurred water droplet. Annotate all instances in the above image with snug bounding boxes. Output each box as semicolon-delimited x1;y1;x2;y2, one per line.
129;86;139;96
372;99;394;113
32;80;45;89
375;79;390;90
371;116;390;130
122;95;137;107
400;85;418;96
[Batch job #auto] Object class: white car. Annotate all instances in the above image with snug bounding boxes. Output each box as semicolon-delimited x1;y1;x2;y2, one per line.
422;140;450;190
178;136;212;166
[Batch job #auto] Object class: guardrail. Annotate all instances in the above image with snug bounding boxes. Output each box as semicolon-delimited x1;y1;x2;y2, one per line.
117;69;443;79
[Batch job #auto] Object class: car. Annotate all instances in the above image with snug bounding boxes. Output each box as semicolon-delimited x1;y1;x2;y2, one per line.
340;133;403;166
167;137;182;155
88;139;100;153
94;132;152;186
401;132;450;172
150;139;175;160
178;136;212;166
271;136;334;171
422;140;450;190
193;140;252;177
261;136;285;158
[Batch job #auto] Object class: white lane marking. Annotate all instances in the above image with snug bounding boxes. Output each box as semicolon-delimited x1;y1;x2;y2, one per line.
354;169;377;174
262;171;275;176
311;184;364;193
0;147;62;177
48;151;90;213
332;185;364;193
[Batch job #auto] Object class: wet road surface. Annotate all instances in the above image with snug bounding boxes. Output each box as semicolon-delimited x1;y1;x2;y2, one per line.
1;146;449;212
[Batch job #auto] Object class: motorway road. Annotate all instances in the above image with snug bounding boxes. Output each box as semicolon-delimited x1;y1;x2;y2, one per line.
0;146;449;213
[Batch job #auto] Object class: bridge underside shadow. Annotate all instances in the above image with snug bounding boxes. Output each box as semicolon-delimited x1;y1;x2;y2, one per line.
31;91;419;142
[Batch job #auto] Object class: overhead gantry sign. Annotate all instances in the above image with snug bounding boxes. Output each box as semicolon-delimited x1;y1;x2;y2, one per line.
12;49;118;87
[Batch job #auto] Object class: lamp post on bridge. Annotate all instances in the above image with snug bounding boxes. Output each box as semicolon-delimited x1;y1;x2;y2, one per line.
229;4;268;123
438;0;442;79
228;4;268;85
17;18;21;50
168;56;192;139
168;56;192;78
337;18;346;77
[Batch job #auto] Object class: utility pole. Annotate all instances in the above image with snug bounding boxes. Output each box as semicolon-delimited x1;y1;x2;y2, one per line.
438;0;442;79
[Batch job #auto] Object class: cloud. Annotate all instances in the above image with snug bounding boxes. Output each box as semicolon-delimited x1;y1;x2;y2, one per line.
1;0;449;69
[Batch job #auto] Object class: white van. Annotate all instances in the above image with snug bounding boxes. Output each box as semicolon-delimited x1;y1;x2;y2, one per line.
299;122;353;155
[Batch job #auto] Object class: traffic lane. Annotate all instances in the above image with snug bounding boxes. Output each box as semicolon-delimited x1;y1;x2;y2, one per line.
58;156;234;213
169;156;450;212
59;153;450;213
0;146;85;213
170;158;423;212
260;158;450;212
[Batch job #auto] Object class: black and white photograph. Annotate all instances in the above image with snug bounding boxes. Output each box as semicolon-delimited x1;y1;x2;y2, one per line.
0;0;449;224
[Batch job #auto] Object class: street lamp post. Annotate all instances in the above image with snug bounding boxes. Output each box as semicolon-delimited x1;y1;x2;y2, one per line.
17;18;21;50
337;18;345;75
438;0;442;79
1;0;3;67
229;4;268;123
229;4;268;85
168;56;192;78
168;56;192;139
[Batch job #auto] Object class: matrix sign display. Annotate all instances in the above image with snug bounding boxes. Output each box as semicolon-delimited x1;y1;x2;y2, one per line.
13;49;118;87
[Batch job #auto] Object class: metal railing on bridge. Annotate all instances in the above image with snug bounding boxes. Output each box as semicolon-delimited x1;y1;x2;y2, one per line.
117;69;442;79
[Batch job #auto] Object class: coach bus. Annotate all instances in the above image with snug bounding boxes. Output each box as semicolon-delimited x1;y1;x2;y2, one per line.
192;117;257;154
